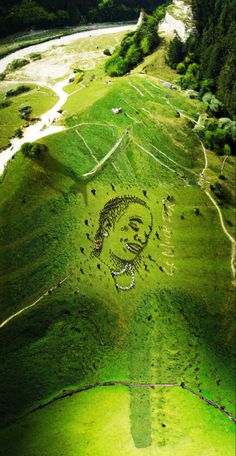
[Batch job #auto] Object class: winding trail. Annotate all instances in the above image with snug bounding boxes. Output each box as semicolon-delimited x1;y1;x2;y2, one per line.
128;82;144;97
198;141;236;280
150;143;197;176
133;141;187;183
0;23;136;175
82;134;126;178
0;274;70;329
135;74;236;280
1;380;235;430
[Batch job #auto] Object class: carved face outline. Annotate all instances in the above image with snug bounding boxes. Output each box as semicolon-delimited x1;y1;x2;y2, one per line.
105;202;152;262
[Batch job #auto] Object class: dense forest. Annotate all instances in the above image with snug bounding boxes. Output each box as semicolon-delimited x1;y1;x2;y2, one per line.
105;8;165;76
0;0;166;37
167;0;236;119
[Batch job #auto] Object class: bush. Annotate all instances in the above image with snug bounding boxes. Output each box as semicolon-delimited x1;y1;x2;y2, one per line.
176;62;186;74
29;52;41;61
223;144;231;155
199;79;214;97
73;68;84;73
126;44;143;69
6;85;31;97
74;73;84;84
210;182;233;205
202;92;223;114
21;142;47;158
7;58;30;71
166;33;184;68
0;99;12;109
13;128;23;138
103;48;111;56
0;72;6;81
105;13;160;77
19;105;32;120
105;55;129;77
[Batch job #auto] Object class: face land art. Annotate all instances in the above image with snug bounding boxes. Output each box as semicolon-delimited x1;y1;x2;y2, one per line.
94;197;153;291
107;203;152;262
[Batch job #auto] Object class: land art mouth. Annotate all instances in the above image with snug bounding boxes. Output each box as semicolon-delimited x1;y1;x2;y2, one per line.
125;242;143;254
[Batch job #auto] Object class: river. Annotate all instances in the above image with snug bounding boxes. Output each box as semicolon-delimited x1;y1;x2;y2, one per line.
0;23;136;175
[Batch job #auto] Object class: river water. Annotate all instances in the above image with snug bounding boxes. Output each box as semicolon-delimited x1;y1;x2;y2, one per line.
0;23;136;174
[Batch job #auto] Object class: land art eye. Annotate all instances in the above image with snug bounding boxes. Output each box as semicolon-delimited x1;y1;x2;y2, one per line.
129;222;139;232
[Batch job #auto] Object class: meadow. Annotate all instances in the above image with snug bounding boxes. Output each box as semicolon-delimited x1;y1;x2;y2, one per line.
0;83;58;149
0;24;235;456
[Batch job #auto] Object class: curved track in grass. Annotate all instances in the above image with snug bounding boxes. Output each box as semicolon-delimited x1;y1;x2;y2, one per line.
1;380;235;430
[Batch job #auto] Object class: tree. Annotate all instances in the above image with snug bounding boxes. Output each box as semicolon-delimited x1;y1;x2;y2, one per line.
21;142;47;158
167;33;184;68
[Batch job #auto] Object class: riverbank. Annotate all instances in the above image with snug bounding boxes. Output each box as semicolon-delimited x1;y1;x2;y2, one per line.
0;23;136;174
0;22;136;60
0;24;136;74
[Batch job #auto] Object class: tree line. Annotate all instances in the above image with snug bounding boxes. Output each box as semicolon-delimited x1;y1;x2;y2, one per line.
0;0;166;37
105;7;165;77
166;0;236;119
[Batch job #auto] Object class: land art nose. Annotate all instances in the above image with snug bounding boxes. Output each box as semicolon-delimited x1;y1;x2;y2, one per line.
134;232;147;244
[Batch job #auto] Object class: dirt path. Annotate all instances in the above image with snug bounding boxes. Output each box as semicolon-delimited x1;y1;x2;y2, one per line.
1;380;235;430
0;274;70;329
0;23;136;175
82;134;126;178
198;141;236;280
133;141;188;183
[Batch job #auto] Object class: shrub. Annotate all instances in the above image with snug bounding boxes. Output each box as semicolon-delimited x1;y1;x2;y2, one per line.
105;55;129;77
6;85;30;97
29;52;41;61
176;62;186;74
13;128;23;138
126;44;143;69
166;33;184;68
0;99;12;109
202;92;223;114
19;105;32;120
21;142;47;158
0;72;6;81
103;48;111;56
73;68;84;74
105;13;160;77
210;182;233;205
199;79;214;97
223;144;231;155
74;73;84;84
7;58;30;71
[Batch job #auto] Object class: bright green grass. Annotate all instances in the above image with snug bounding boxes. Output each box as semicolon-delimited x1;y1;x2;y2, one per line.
0;84;58;148
0;386;234;456
0;33;235;455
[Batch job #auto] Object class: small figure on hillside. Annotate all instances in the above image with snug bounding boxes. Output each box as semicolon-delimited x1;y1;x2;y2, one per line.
91;188;96;196
143;190;147;198
175;111;180;118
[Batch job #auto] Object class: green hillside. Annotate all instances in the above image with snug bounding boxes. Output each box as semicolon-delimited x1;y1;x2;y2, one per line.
0;24;235;456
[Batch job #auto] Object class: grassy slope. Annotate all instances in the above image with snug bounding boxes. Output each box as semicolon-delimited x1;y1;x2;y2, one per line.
0;31;235;455
0;84;58;148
